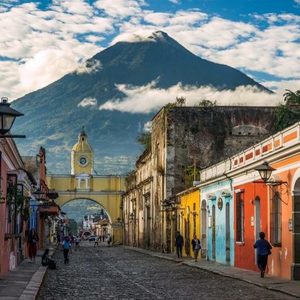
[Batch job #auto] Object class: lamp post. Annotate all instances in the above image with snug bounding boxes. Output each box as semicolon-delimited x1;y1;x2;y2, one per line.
0;97;25;138
254;161;287;186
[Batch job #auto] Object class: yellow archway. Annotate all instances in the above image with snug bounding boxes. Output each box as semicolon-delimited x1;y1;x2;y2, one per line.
46;129;125;244
48;174;124;244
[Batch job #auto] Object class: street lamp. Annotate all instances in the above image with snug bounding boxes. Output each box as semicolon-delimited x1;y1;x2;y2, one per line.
254;161;287;186
0;97;25;138
254;161;275;182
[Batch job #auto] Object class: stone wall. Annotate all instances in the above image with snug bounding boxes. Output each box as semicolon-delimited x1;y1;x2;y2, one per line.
124;105;277;252
164;106;276;197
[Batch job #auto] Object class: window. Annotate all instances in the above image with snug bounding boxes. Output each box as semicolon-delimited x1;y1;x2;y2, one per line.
271;191;282;246
236;192;244;242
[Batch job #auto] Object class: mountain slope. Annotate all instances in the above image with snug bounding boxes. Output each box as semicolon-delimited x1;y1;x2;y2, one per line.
12;31;269;174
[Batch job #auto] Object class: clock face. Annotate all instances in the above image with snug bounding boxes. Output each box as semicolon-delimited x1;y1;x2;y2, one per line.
79;156;88;166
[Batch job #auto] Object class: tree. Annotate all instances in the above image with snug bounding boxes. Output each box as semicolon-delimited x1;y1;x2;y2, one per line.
283;89;300;106
197;99;216;107
137;132;151;151
275;89;300;131
176;96;186;107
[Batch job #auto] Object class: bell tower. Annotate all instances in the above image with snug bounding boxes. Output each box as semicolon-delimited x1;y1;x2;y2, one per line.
71;127;93;175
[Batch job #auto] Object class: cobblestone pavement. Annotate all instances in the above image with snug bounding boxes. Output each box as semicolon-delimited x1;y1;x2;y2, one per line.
37;242;296;300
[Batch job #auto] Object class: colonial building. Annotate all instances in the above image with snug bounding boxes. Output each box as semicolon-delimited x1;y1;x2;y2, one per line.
0;138;36;275
47;129;125;244
176;187;200;257
123;105;276;252
199;121;300;280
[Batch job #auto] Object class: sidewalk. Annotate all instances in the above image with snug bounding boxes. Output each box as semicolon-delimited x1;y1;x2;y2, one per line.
0;249;53;300
125;246;300;299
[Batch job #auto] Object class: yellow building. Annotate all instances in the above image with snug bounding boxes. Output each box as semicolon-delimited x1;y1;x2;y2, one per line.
47;129;125;243
177;187;200;257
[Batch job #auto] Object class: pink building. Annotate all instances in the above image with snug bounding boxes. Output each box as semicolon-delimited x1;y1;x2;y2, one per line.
0;138;35;275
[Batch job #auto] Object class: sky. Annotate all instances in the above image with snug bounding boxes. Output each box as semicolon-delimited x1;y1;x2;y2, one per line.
0;0;299;107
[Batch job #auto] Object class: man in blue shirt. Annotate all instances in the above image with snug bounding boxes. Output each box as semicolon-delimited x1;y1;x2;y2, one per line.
254;232;272;278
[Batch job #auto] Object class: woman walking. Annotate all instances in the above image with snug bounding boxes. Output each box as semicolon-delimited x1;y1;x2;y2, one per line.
62;236;71;264
28;228;39;262
254;232;272;278
191;235;201;262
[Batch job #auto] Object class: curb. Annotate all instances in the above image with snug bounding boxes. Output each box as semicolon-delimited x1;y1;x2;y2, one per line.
19;266;47;300
125;246;300;299
18;248;56;300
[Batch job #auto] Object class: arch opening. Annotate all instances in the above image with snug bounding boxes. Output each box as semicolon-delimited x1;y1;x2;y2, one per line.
61;198;111;238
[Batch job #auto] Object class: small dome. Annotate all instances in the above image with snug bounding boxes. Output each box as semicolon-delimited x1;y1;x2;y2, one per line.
72;128;92;152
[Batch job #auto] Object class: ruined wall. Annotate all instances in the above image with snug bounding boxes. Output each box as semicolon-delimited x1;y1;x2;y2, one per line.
165;106;276;196
125;105;277;252
150;110;166;250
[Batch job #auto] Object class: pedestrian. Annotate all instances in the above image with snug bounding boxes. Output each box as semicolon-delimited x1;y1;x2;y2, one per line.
107;234;112;246
94;236;99;247
254;231;272;278
62;236;71;264
28;228;39;262
175;231;184;259
191;235;201;262
75;236;80;250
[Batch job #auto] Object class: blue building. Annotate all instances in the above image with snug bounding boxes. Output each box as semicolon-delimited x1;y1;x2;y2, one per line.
200;178;234;265
29;198;39;231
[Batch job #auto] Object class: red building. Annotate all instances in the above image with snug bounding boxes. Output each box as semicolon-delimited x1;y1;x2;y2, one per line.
234;182;268;271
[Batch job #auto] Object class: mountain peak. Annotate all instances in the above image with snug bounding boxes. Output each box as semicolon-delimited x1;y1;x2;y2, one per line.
111;30;177;45
147;31;171;42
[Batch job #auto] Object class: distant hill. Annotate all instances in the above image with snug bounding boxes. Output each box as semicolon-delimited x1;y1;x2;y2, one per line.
12;31;270;174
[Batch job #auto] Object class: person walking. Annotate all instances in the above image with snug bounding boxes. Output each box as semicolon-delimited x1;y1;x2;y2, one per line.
175;231;184;259
191;235;201;262
28;228;39;262
62;236;71;264
107;234;112;246
94;236;99;247
254;231;272;278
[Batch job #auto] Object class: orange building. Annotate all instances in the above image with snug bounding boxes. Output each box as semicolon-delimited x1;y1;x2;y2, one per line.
233;182;268;272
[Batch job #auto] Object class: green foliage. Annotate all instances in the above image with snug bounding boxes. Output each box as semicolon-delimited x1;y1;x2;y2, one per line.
274;90;300;131
184;165;200;188
137;132;151;150
197;99;217;107
176;96;186;107
283;89;300;105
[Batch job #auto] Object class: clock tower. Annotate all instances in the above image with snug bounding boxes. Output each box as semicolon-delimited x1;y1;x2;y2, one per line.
71;128;93;175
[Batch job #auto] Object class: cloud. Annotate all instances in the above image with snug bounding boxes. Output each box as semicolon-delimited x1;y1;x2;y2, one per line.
78;97;98;107
94;0;146;18
0;1;111;99
169;0;180;4
99;82;281;114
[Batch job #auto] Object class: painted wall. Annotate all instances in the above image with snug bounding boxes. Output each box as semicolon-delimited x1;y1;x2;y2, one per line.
269;156;300;279
178;189;200;257
201;180;234;265
234;181;268;272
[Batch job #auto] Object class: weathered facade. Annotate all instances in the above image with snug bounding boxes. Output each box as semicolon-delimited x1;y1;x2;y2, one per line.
123;106;276;252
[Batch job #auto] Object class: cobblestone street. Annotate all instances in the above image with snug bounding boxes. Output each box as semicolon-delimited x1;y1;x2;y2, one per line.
37;242;297;300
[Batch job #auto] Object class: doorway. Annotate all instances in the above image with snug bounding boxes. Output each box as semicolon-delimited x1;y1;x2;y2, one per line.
212;205;216;260
293;178;300;279
225;202;230;263
201;200;207;258
254;197;261;240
